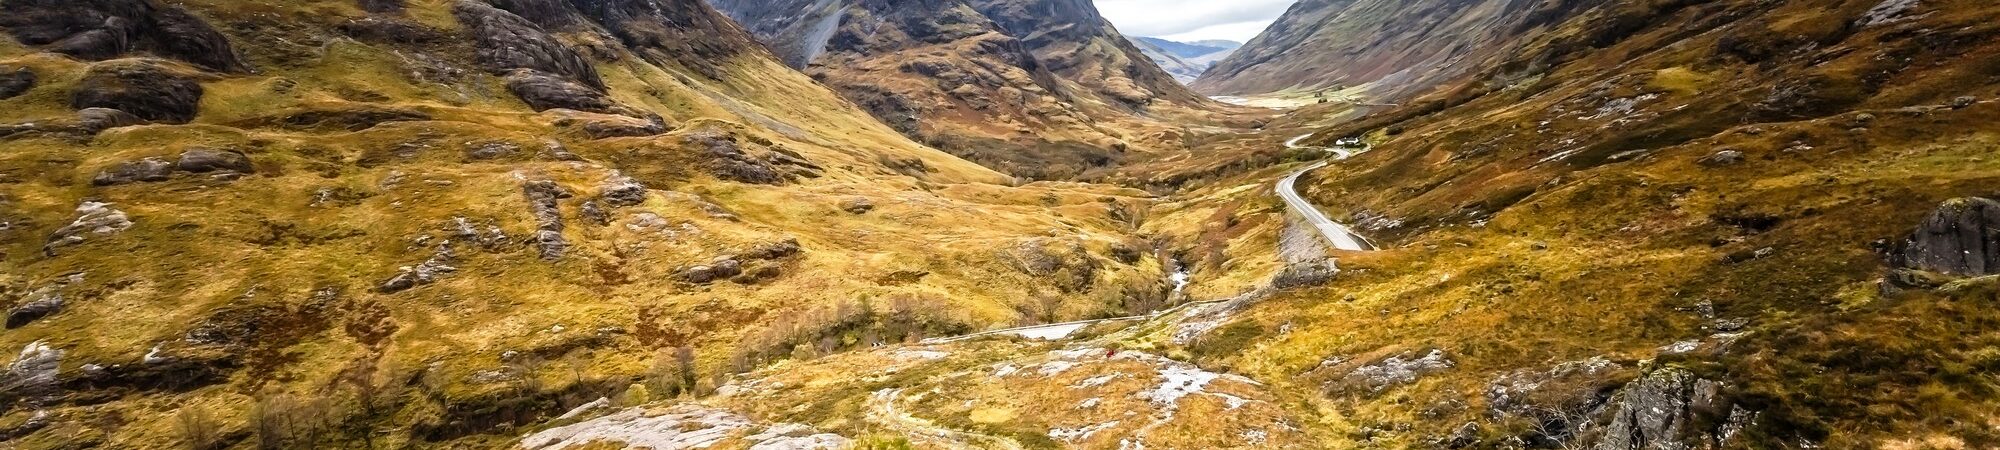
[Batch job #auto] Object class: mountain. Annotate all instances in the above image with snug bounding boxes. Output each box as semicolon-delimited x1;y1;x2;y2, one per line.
1129;36;1240;84
1194;0;1563;101
0;0;1200;447
1132;37;1238;60
708;0;1243;180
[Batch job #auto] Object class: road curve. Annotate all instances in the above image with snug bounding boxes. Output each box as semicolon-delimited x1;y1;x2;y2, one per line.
1279;134;1374;251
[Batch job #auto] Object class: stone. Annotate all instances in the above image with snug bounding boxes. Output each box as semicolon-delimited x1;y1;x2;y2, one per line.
839;197;875;214
0;66;33;99
75;107;147;132
544;108;668;139
2;341;62;400
522;180;571;261
598;174;648;207
1894;197;2000;276
5;294;63;329
175;148;252;173
743;239;803;260
1586;367;1748;450
1445;422;1480;449
1950;96;1977;109
70;59;203;124
1696;149;1744;167
379;243;457;293
92;157;174;185
43;201;132;255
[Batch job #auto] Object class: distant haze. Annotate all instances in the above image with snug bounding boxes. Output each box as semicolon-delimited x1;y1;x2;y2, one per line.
1096;0;1295;42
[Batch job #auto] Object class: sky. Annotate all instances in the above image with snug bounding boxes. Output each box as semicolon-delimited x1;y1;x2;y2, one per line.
1094;0;1296;43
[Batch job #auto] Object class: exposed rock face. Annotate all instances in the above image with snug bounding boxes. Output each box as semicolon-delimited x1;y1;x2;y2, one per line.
0;342;62;402
92;158;175;186
1894;197;2000;276
175;148;253;174
454;0;603;89
597;173;648;207
0;66;34;99
5;275;81;329
43;201;133;256
0;0;248;72
1272;259;1338;289
709;0;1219;180
1328;349;1454;394
1003;238;1101;294
70;59;204;124
675;238;802;285
681;128;819;184
522;180;572;261
544;108;670;139
1195;0;1595;100
380;242;459;293
519;404;849;450
1585;368;1752;450
75;107;148;132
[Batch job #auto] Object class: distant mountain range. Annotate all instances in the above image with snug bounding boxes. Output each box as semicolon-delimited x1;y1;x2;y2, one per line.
1128;37;1241;84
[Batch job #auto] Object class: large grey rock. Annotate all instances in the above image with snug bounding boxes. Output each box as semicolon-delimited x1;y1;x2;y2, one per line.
1333;349;1453;394
92;157;174;185
175;148;252;173
380;243;458;293
504;69;620;114
43;201;132;255
1894;197;2000;276
1273;260;1338;289
0;66;33;99
598;173;647;207
70;59;203;124
75;107;147;132
1;342;61;400
5;293;64;329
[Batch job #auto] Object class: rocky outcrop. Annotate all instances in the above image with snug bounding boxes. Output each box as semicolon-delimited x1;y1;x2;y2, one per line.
42;201;133;256
1584;367;1753;450
5;274;82;329
380;242;459;293
70;59;204;124
1893;197;2000;276
519;404;850;450
674;238;802;285
0;66;34;99
92;149;253;185
0;0;248;72
454;0;602;89
0;342;62;402
1326;349;1454;394
1003;238;1101;294
681;128;820;184
1272;259;1338;289
597;173;647;207
544;108;670;139
522;180;572;261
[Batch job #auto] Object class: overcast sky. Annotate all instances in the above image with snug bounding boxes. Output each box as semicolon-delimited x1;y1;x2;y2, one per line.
1095;0;1296;43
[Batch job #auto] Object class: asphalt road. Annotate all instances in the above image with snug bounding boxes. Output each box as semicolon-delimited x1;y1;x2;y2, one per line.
1278;134;1374;251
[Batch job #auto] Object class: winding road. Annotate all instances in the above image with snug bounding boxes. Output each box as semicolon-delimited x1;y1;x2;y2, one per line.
1279;134;1375;251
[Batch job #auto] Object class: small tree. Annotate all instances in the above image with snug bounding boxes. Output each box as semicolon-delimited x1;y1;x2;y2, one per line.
174;406;226;450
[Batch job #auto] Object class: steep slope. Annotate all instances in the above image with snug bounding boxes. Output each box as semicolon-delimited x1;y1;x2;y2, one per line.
1194;0;1578;102
709;0;1255;180
1174;0;2000;447
0;0;1188;447
1129;36;1206;84
1131;36;1240;84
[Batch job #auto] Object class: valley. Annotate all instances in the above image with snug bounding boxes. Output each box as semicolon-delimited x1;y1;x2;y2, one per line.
2;0;1999;449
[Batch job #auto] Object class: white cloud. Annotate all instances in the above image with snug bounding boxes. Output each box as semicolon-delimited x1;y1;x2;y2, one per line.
1095;0;1296;42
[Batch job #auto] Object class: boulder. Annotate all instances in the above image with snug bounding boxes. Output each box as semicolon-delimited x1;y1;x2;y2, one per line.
1894;197;2000;276
0;66;33;99
597;174;648;207
839;197;875;214
175;148;252;173
5;294;63;329
1696;149;1744;167
92;157;174;185
70;59;203;123
1951;96;1978;109
44;201;132;256
1273;260;1338;289
1;341;62;401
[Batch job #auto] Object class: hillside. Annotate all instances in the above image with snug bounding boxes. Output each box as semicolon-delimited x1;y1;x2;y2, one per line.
708;0;1257;180
1130;37;1239;84
1194;0;1566;102
0;0;1200;447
